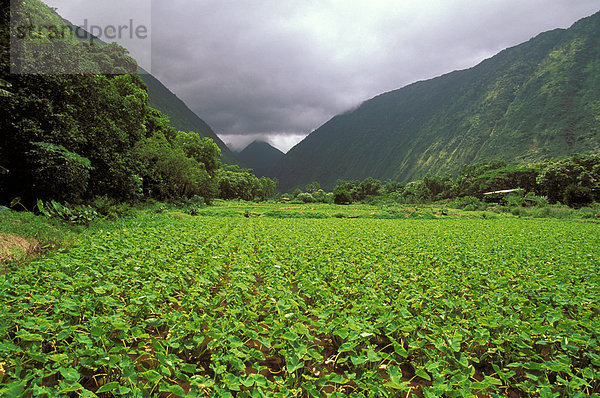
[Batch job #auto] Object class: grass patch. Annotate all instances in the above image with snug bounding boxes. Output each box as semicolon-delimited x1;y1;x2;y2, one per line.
0;210;83;265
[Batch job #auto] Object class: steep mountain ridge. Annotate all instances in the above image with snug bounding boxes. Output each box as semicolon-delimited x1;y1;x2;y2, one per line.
272;11;600;191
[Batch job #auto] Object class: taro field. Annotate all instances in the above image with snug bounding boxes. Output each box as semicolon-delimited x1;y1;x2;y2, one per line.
1;207;600;397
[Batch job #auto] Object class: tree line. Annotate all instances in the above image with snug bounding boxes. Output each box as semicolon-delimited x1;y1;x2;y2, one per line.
0;69;277;205
287;155;600;208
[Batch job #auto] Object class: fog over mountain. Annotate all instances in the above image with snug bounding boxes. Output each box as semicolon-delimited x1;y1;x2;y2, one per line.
271;10;600;190
44;0;599;152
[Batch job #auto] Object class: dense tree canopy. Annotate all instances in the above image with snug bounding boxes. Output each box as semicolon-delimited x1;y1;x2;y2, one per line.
217;165;278;202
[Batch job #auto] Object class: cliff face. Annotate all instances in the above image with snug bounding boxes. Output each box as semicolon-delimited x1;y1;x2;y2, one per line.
272;12;600;190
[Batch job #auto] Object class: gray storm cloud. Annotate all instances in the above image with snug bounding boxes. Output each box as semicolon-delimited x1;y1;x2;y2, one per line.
44;0;600;152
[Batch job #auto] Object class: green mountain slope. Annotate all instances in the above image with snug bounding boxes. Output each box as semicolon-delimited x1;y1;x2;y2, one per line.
138;70;240;165
272;11;600;191
236;141;284;177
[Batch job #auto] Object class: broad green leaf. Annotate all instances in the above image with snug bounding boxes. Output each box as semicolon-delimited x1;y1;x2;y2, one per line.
547;311;562;324
160;384;186;397
59;367;80;382
96;381;119;394
415;368;431;381
286;356;303;373
47;353;69;363
17;333;43;342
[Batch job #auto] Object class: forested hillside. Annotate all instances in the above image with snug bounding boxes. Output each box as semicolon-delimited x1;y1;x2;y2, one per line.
138;68;240;165
272;11;600;191
0;0;270;206
45;11;239;165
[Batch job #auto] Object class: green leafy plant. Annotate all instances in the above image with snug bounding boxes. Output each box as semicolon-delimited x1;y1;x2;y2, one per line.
36;200;98;225
449;196;486;211
2;205;599;396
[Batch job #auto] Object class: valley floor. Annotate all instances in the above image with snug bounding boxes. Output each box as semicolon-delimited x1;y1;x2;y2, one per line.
1;203;599;396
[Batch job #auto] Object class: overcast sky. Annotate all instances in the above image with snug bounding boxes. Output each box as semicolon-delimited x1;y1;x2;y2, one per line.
44;1;600;152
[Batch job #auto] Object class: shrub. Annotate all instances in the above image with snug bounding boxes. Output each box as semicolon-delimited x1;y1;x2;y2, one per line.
525;205;574;219
91;196;131;220
333;187;353;205
525;194;549;208
312;190;333;204
27;142;93;202
450;196;486;211
296;193;315;203
550;206;575;219
532;206;552;218
37;200;99;225
578;205;600;219
563;185;593;208
506;194;526;208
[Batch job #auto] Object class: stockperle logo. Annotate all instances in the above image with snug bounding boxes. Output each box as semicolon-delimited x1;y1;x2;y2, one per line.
14;19;148;42
10;0;151;75
75;19;149;41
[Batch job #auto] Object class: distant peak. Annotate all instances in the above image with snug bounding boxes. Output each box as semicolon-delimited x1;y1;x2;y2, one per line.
241;140;283;152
